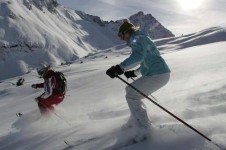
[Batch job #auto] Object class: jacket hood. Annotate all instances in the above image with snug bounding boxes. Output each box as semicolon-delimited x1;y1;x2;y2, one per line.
134;29;149;37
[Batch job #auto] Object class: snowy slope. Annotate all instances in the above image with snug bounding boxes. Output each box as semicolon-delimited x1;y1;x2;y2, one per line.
0;27;226;150
155;26;226;53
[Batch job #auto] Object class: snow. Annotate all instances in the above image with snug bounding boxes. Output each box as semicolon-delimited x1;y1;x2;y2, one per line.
155;26;226;52
0;25;226;150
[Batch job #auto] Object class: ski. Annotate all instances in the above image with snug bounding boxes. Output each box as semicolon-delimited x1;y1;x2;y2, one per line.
63;124;176;149
64;135;148;150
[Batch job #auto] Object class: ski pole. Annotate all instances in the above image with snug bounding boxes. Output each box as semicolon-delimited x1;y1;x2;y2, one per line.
116;75;223;149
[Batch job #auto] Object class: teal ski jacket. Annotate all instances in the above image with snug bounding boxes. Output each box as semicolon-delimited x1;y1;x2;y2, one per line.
120;30;170;76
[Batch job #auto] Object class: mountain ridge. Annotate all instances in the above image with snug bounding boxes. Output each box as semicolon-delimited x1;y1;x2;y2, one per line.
0;0;176;80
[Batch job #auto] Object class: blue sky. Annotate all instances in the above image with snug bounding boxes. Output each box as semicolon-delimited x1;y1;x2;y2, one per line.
57;0;226;36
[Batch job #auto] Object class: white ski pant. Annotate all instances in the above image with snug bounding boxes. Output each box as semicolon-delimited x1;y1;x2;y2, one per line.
125;73;170;131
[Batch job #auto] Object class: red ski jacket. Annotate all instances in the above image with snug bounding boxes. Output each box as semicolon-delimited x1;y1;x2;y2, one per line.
36;70;63;99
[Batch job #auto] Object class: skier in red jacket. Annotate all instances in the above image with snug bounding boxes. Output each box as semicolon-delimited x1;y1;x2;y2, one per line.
32;65;65;116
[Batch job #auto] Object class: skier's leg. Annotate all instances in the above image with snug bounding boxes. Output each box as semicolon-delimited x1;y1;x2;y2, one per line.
38;98;52;115
51;95;64;105
36;96;47;114
125;73;170;139
37;95;63;115
121;115;135;130
37;99;49;115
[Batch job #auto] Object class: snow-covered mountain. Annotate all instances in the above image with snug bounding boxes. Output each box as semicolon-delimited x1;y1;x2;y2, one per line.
155;26;226;52
0;25;226;150
0;0;174;80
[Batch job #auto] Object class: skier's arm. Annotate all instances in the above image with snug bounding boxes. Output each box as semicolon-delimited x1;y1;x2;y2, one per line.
120;37;147;71
41;76;56;99
36;83;44;88
131;37;156;75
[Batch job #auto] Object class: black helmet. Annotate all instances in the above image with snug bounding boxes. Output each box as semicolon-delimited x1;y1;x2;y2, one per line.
37;65;51;78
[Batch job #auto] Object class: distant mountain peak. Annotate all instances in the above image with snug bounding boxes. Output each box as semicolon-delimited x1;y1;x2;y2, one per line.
75;10;174;39
128;11;174;38
129;11;154;21
131;11;145;17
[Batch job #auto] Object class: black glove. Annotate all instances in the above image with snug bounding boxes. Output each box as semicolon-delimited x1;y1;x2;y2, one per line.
124;70;137;78
106;65;124;78
31;84;37;89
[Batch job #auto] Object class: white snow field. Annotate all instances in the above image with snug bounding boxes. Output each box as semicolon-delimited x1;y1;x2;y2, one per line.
0;26;226;150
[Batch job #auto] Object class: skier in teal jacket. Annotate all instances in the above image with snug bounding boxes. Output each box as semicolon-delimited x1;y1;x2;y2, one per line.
119;26;170;76
106;19;170;142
